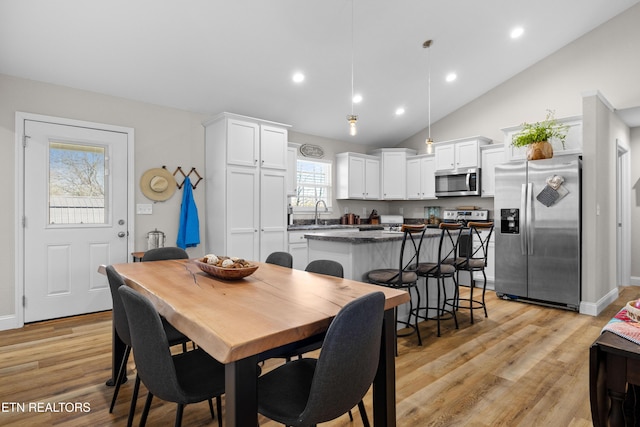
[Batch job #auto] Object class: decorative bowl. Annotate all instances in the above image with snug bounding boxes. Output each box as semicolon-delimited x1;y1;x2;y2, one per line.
193;259;258;280
626;300;640;322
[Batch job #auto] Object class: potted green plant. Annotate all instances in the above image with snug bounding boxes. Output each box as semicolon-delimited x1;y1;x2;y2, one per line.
511;110;569;160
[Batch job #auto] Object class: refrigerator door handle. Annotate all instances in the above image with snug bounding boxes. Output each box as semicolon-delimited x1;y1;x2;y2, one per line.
520;183;527;255
527;182;533;255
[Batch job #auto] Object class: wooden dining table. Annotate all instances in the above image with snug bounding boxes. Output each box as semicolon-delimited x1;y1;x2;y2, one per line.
111;259;410;427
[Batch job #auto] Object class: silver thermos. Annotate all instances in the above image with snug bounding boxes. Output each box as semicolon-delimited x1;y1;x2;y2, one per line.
147;228;165;250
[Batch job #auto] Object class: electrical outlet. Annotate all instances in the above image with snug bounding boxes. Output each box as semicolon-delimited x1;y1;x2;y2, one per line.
137;204;153;215
363;207;367;215
399;207;404;214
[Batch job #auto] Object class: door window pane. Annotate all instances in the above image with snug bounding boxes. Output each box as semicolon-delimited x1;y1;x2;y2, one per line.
49;141;106;224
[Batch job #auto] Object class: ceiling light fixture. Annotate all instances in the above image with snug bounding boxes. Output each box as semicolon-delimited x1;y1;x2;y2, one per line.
347;0;358;136
423;39;434;154
292;72;305;83
352;94;363;103
446;72;457;83
511;26;524;39
395;107;405;116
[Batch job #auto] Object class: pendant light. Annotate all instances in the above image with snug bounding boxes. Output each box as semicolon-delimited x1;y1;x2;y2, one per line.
423;39;433;154
346;0;357;136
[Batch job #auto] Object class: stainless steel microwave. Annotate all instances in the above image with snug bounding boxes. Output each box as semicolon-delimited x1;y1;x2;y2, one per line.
435;168;481;197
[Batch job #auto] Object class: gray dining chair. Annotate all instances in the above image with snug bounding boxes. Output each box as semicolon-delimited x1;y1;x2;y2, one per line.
305;259;343;278
118;285;225;427
141;247;189;261
257;291;385;427
265;251;293;268
105;266;192;426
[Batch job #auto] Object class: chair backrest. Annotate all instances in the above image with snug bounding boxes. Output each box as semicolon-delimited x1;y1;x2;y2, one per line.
438;222;463;265
305;260;344;278
389;224;426;286
118;286;186;403
265;251;293;268
299;291;385;425
142;247;189;262
106;265;132;347
463;221;494;267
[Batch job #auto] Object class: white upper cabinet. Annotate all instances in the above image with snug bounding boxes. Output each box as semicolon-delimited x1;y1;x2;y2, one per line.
260;125;288;170
287;143;300;197
227;119;259;167
336;153;380;200
369;148;417;200
407;155;436;200
501;116;582;162
434;136;491;172
203;113;290;262
480;144;505;198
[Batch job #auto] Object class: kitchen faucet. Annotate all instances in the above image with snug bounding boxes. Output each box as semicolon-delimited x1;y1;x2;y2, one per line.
314;200;328;225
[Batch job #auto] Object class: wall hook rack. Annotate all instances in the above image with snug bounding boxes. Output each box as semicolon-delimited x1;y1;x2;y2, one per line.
163;165;202;190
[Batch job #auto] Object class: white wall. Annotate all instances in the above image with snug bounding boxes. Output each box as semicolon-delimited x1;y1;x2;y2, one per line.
630;127;640;282
0;74;207;320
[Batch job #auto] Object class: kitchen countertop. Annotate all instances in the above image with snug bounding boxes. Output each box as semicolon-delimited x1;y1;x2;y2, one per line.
303;228;443;244
287;224;385;231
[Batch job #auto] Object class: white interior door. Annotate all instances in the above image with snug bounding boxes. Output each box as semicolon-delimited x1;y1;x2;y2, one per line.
23;119;129;322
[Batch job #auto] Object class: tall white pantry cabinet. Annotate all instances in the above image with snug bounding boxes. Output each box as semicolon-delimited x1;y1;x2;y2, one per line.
203;113;291;262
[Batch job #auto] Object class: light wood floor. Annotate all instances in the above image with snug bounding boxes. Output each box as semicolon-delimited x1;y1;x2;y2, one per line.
0;286;635;426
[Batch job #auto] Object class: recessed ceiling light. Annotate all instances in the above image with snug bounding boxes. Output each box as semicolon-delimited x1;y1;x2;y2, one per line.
445;73;457;83
510;27;524;39
395;107;405;116
353;94;363;103
292;72;305;83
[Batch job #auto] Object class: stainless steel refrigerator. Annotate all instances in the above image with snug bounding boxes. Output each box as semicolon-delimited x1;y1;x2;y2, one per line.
494;156;581;310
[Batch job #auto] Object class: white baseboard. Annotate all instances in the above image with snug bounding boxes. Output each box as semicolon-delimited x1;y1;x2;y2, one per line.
0;314;22;331
629;276;640;286
580;287;620;316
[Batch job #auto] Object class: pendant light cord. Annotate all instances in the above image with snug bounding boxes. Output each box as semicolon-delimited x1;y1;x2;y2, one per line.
350;0;355;116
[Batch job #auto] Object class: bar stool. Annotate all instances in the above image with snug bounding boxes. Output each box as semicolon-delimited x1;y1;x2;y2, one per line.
365;224;426;352
413;223;462;337
447;221;494;324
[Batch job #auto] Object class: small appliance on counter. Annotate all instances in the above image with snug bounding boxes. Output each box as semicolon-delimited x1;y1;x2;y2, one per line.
147;228;165;250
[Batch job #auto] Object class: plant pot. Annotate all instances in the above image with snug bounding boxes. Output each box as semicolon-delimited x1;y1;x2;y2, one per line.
526;141;553;161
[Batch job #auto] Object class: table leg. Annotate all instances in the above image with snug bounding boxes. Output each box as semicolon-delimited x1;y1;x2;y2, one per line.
606;353;627;427
225;355;259;427
106;317;127;386
373;308;396;427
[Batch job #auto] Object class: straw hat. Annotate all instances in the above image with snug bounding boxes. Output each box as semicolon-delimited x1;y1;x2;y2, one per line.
140;168;176;201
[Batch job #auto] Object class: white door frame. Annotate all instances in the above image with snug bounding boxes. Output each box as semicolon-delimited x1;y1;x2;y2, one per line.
13;112;135;329
617;140;631;286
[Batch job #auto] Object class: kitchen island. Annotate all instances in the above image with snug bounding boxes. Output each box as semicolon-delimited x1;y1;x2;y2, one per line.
306;228;451;327
306;228;443;282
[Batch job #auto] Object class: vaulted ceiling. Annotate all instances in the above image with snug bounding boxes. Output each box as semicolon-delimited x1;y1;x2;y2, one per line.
1;0;638;146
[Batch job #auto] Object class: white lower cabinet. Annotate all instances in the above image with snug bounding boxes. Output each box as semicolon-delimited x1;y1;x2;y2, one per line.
288;231;309;270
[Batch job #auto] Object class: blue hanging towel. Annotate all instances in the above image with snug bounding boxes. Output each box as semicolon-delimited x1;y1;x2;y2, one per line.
176;177;200;249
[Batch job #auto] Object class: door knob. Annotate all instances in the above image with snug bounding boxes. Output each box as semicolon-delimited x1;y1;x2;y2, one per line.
117;231;126;238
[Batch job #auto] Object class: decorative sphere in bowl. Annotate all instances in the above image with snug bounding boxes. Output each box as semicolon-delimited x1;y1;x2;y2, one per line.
194;256;258;280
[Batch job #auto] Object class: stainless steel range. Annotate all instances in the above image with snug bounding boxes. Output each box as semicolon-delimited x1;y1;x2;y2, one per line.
442;209;490;226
